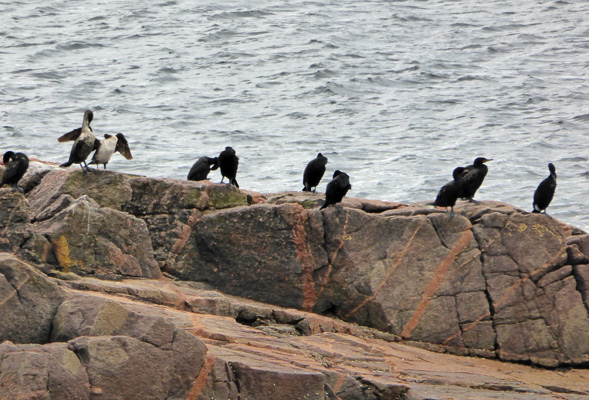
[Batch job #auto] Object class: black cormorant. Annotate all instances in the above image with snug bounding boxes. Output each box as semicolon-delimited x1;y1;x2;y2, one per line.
459;157;492;203
58;110;96;172
320;170;351;210
434;166;467;215
187;156;219;181
302;153;328;192
0;151;29;192
90;133;133;169
218;146;239;187
532;163;557;214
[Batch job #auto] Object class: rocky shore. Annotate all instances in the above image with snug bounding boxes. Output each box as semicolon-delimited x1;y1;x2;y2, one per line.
1;161;588;399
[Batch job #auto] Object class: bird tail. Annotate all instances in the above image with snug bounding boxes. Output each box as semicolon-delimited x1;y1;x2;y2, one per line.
232;178;239;188
60;161;72;168
302;186;310;192
532;209;540;213
319;202;328;210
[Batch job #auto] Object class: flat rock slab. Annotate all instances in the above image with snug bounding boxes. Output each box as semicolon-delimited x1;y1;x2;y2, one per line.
49;275;589;400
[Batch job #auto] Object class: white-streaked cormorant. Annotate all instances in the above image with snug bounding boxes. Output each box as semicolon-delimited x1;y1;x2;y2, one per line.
302;153;328;192
90;133;133;169
459;157;492;203
532;163;557;214
0;151;29;192
187;156;219;181
58;110;96;172
218;146;239;187
434;166;467;215
320;170;351;210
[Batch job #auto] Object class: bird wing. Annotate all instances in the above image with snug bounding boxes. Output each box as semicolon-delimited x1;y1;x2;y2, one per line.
460;168;480;188
58;127;83;142
115;133;133;160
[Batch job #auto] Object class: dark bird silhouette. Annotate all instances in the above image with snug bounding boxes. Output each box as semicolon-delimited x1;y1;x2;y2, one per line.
90;133;133;169
302;153;328;192
187;156;219;181
434;166;467;215
320;170;351;210
218;146;239;187
58;110;96;172
532;163;557;214
1;151;29;192
459;157;492;203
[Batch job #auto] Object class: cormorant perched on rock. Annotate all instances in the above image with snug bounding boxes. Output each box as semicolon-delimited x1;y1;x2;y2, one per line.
320;170;351;210
58;110;96;172
187;156;219;181
459;157;492;203
434;167;467;215
532;163;557;214
0;151;29;192
218;147;239;187
90;133;133;169
302;153;328;193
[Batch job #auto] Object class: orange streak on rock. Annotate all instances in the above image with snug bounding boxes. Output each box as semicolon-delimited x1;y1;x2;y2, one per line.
345;220;425;319
164;208;201;270
315;211;349;300
441;243;567;345
331;373;346;397
291;205;318;312
401;229;473;339
185;353;216;400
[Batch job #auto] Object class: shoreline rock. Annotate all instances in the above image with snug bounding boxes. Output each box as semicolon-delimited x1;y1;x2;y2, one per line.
1;163;589;399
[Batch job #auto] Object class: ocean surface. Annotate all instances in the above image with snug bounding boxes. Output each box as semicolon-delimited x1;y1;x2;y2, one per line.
1;0;589;229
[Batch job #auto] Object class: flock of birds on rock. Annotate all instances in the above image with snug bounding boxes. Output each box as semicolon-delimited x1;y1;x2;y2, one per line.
1;110;558;215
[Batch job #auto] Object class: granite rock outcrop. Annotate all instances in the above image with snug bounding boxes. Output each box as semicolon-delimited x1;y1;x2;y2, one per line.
1;162;589;399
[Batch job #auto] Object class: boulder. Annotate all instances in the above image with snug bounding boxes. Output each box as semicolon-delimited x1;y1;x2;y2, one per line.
32;196;160;279
51;292;208;400
0;254;66;344
27;169;248;219
0;190;34;258
166;203;329;309
0;341;90;400
164;199;589;367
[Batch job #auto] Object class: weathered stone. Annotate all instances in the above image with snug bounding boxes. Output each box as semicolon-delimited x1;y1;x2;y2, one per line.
0;190;33;258
27;169;133;217
0;253;66;344
70;335;172;399
264;191;405;213
0;341;90;400
568;233;589;251
167;203;329;310
573;263;589;311
52;294;175;347
566;243;588;265
33;196;160;279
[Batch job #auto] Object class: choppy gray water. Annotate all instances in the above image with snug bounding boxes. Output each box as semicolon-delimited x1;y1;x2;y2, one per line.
2;0;589;229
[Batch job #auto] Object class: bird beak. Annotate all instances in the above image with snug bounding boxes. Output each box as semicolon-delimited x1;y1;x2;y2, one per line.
484;159;493;163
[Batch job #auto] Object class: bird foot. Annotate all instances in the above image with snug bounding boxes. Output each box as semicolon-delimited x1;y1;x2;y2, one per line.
468;198;481;204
